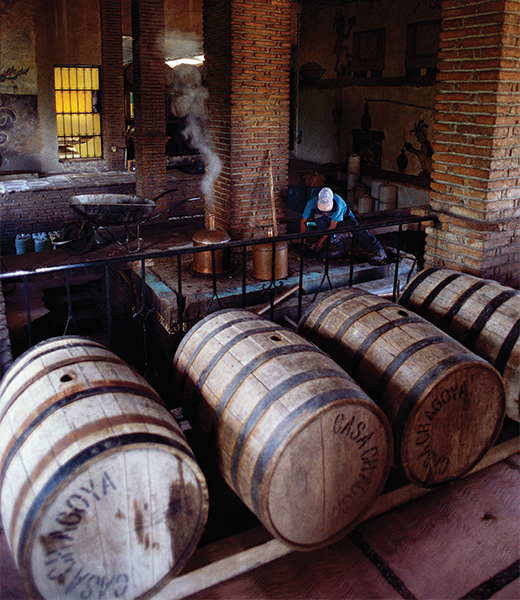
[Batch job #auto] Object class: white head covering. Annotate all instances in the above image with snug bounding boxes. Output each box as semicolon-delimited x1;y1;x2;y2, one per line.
317;187;334;211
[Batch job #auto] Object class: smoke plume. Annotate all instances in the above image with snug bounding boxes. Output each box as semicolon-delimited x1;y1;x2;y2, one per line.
167;64;221;212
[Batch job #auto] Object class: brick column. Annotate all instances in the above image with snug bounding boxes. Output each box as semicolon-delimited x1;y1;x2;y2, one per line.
203;0;291;238
131;0;167;205
424;0;520;287
100;0;126;171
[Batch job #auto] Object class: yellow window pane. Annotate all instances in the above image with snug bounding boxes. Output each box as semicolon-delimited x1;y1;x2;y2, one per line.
70;114;80;137
84;69;92;89
56;114;65;136
94;136;102;157
55;91;63;113
86;138;96;157
62;68;70;90
77;90;89;113
93;114;101;135
91;68;99;90
69;68;77;89
63;115;73;137
54;68;62;89
78;113;87;134
69;91;79;113
77;69;85;90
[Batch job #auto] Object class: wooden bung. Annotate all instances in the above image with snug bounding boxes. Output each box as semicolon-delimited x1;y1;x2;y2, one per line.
298;288;505;488
173;309;393;551
399;267;520;422
0;336;208;600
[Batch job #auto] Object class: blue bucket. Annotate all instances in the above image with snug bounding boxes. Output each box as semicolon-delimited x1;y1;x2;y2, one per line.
33;232;52;253
15;234;34;255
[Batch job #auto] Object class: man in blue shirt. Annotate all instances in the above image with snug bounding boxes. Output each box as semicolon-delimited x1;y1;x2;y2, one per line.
300;187;387;262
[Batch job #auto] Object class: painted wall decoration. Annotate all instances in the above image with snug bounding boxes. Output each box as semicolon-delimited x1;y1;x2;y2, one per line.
0;0;37;95
333;9;356;78
0;94;40;168
297;0;441;170
0;66;30;82
351;100;384;168
404;119;433;176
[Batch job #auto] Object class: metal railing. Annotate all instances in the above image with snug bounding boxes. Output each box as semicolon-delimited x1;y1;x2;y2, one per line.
0;213;434;380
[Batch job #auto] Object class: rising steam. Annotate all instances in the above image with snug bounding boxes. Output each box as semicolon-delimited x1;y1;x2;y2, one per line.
167;63;221;211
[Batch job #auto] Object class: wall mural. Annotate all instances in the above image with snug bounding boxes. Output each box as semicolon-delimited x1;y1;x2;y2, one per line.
351;100;385;168
333;9;356;78
0;66;29;83
0;94;40;169
404;119;433;176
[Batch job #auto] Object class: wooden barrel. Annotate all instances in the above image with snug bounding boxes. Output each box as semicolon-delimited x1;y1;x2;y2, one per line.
173;309;393;551
0;336;208;600
298;288;505;488
399;268;520;422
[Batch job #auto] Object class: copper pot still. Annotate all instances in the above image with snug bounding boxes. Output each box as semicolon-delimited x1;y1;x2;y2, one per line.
252;228;289;281
192;214;232;275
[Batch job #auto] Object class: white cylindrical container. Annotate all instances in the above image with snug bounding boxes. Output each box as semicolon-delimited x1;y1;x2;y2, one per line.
347;154;361;174
355;183;370;201
357;194;373;214
371;181;381;199
379;184;397;210
347;172;360;191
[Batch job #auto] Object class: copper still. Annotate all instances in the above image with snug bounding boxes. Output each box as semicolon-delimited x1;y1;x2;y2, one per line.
252;228;289;281
192;214;232;275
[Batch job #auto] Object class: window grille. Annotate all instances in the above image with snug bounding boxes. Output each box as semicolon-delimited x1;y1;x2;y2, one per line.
54;66;102;159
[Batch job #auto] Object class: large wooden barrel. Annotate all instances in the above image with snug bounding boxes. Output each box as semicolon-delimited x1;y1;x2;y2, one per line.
399;267;520;422
0;336;208;600
173;309;393;551
298;288;505;488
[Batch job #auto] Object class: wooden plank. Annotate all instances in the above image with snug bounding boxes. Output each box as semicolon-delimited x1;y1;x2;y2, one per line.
362;434;519;521
154;538;292;600
160;433;519;600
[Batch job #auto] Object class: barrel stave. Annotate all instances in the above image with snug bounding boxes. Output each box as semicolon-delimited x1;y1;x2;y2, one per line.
399;267;520;421
0;336;208;600
298;288;505;487
174;309;393;551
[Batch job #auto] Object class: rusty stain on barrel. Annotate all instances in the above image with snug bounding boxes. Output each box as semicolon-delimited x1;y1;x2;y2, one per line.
0;336;209;600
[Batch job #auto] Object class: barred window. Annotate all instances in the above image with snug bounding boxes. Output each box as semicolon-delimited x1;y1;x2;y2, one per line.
54;66;102;159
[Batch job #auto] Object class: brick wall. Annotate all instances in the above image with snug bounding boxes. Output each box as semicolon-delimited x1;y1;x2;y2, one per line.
204;0;291;239
100;0;126;170
131;0;168;206
425;0;520;287
0;172;203;255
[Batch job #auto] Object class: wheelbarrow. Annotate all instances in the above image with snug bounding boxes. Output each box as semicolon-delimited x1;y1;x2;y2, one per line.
57;189;199;255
